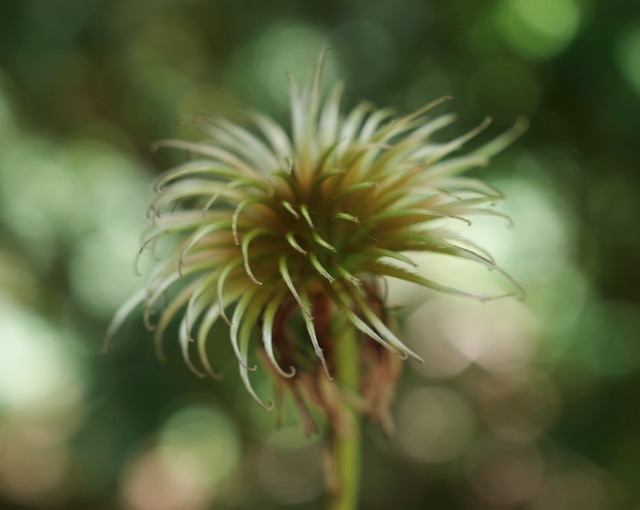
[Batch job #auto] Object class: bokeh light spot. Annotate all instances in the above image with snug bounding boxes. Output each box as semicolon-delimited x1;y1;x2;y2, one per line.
0;418;70;506
466;440;544;505
496;0;581;59
70;229;150;317
394;386;476;463
407;300;473;379
121;447;211;510
230;23;337;110
159;404;241;487
616;26;640;96
475;370;560;442
532;469;609;510
121;404;241;510
257;427;324;504
0;139;77;254
0;295;84;411
408;296;539;374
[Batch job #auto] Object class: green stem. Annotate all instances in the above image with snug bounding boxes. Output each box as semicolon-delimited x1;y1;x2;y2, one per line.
328;320;361;510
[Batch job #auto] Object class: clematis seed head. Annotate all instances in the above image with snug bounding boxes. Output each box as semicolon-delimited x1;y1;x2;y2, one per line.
107;53;525;430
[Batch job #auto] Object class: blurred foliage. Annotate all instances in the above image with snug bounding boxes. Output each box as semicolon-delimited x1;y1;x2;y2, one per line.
0;0;639;509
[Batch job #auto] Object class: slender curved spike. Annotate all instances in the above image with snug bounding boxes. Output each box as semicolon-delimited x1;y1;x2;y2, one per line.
314;162;346;185
267;170;299;198
439;196;503;209
359;148;417;186
349;291;423;362
152;160;238;191
152;160;204;191
333;143;376;183
335;181;378;202
144;258;223;319
417;241;525;300
239;358;274;411
422;117;493;164
150;182;235;215
242;228;273;285
368;248;417;267
153;280;201;363
365;189;442;211
178;220;234;276
379;275;390;303
358;150;417;188
145;210;229;227
410;113;458;141
307;49;330;139
243;111;294;162
311;140;345;180
139;213;230;259
400;95;454;125
340;101;375;147
142;273;183;325
335;211;379;240
261;293;296;378
279;256;311;316
335;265;362;287
373;108;456;149
188;115;282;173
309;253;335;283
134;244;152;278
436;176;503;201
201;193;221;215
217;259;243;325
346;142;392;180
335;212;359;223
226;176;272;193
299;288;331;378
179;304;207;378
281;200;300;219
143;304;156;332
286;232;307;255
318;82;345;148
288;74;306;155
363;208;472;227
237;290;276;410
423;155;489;180
200;284;248;379
358;107;397;144
387;110;459;161
327;287;397;354
184;271;221;335
299;205;315;229
364;261;517;302
152;140;261;178
196;303;224;380
229;291;259;371
311;231;337;252
431;230;497;264
103;288;147;353
232;197;258;245
448;207;514;227
472;117;529;159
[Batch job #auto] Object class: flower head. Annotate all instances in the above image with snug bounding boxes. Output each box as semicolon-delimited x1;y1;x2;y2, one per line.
108;53;525;430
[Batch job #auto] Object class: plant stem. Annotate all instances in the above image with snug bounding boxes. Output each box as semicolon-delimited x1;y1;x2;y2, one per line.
328;319;361;510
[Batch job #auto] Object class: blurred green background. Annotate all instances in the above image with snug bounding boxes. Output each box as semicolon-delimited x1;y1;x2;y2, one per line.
1;0;639;509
